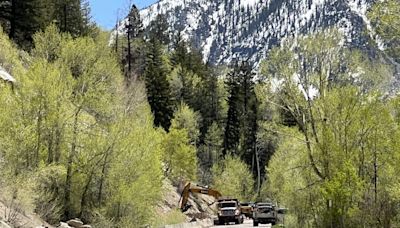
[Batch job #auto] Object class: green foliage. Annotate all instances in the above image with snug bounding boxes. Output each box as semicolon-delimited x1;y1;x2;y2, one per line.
0;25;24;75
107;111;164;226
212;156;254;201
198;122;223;184
223;61;258;172
144;39;174;131
263;126;314;227
32;24;64;62
35;165;66;224
147;14;170;45
0;0;96;48
171;103;201;145
368;0;400;61
261;29;400;227
0;24;169;226
163;129;198;183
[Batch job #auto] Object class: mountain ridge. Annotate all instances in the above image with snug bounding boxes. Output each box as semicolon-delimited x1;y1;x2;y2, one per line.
117;0;383;66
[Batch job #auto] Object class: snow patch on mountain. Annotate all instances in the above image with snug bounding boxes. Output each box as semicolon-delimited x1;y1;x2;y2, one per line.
240;0;258;8
112;0;386;66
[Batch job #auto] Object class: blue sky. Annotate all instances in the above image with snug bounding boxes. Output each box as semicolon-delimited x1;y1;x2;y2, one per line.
89;0;157;30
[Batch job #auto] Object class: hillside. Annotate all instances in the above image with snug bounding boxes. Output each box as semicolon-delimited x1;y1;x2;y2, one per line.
121;0;382;65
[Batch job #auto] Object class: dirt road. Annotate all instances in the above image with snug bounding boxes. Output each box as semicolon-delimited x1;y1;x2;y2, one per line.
212;219;272;228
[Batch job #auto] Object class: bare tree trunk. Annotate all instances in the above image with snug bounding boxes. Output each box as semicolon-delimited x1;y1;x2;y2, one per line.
47;129;54;164
97;150;110;206
64;108;81;219
255;143;261;196
79;170;94;218
54;125;62;163
115;18;119;54
35;109;42;168
127;26;132;79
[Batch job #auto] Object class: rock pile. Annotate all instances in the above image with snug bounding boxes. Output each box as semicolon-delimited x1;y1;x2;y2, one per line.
58;219;91;228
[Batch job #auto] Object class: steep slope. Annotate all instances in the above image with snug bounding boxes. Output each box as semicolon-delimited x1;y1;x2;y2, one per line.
156;180;217;225
134;0;379;66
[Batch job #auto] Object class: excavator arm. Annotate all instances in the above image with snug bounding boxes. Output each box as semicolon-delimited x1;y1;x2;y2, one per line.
179;182;222;212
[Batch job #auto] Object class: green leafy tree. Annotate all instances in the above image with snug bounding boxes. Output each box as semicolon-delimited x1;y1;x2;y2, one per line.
212;156;254;201
162;129;198;183
198;122;223;184
368;0;400;62
170;103;201;145
262;29;399;227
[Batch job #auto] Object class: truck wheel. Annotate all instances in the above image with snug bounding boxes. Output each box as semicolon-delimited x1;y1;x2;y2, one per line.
253;221;259;226
213;219;219;225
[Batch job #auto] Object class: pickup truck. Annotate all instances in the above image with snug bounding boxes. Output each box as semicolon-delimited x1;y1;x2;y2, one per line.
252;202;277;226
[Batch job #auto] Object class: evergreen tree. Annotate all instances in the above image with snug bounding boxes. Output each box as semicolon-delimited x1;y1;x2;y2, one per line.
0;0;46;48
124;4;143;80
223;66;242;156
240;62;258;170
144;38;174;131
147;14;170;45
53;0;94;37
223;62;258;170
199;68;222;140
170;36;220;141
171;33;188;67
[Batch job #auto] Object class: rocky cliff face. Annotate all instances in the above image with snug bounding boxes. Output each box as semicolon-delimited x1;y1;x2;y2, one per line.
134;0;379;66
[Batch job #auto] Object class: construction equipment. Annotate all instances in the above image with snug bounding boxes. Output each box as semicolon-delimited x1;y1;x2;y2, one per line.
179;182;222;212
215;198;244;225
240;202;254;218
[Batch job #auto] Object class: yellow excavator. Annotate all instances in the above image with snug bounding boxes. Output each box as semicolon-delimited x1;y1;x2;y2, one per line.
179;182;222;212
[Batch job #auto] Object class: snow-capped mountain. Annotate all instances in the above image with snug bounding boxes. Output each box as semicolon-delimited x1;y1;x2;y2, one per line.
131;0;379;66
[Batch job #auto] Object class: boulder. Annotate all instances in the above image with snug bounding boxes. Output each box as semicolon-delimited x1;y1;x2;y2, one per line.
0;67;15;83
79;225;92;228
0;220;12;228
58;222;72;228
67;219;83;228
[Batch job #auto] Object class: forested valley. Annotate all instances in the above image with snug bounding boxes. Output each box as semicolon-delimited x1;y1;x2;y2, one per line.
0;0;400;227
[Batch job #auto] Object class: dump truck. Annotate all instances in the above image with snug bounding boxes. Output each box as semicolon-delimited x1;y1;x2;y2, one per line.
214;198;244;225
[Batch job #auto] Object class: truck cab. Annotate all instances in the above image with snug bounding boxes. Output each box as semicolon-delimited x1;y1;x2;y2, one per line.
215;198;244;225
